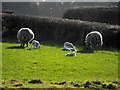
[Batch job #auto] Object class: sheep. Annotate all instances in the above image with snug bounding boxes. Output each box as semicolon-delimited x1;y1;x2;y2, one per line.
65;51;76;56
30;40;41;49
85;31;103;49
62;42;77;52
17;28;34;48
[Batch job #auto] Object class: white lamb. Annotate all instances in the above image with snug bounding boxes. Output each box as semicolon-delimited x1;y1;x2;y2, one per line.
30;40;41;49
62;42;77;52
65;51;76;57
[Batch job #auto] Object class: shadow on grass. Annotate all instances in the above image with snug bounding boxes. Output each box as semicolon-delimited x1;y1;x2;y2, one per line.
27;48;41;50
3;38;120;52
6;46;41;50
77;47;94;54
77;46;120;54
3;38;63;48
6;46;25;49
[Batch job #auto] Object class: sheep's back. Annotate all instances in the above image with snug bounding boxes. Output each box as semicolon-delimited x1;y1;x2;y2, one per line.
17;28;34;43
86;32;102;46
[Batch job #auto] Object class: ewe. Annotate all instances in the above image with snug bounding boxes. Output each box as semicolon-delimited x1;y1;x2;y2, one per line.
17;28;34;47
85;31;103;49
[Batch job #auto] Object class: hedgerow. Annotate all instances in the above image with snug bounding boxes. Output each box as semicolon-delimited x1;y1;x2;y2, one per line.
63;7;119;25
2;14;120;49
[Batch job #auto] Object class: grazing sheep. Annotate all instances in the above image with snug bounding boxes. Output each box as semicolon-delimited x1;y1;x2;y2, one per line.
17;28;34;47
65;51;76;57
62;42;77;52
31;40;41;49
85;31;103;49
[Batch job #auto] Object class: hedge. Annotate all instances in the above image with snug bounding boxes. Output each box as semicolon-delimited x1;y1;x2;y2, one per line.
63;7;119;25
2;15;120;49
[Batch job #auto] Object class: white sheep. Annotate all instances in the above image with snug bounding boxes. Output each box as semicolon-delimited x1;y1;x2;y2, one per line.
85;31;103;49
30;40;41;49
65;51;76;57
62;42;77;52
17;28;34;47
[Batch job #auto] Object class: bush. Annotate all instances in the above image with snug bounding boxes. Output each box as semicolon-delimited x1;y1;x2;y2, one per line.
2;15;120;49
118;1;120;10
63;7;119;25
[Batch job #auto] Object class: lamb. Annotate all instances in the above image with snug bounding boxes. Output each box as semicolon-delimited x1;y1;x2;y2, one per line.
85;31;103;49
30;40;41;49
17;28;34;48
62;42;77;52
62;42;77;56
65;51;76;57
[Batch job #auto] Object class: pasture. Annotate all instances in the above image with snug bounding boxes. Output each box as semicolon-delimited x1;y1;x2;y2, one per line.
1;9;120;89
2;42;119;88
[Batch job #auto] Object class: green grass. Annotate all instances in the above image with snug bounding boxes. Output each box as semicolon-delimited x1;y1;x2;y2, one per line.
1;42;119;88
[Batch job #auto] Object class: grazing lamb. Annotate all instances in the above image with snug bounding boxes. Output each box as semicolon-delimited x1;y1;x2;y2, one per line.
65;51;76;57
17;28;34;47
62;42;77;52
31;40;41;49
85;31;103;49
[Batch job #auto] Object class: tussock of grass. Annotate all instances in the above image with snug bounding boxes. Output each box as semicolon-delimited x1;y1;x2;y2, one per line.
2;42;119;88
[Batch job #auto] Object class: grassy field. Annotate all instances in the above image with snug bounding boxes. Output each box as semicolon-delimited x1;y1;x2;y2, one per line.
2;42;119;88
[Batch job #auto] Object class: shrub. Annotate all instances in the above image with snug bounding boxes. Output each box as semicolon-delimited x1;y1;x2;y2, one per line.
118;1;120;10
63;7;119;25
2;14;120;49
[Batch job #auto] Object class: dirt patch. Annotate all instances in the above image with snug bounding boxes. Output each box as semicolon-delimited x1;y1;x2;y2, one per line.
28;79;43;84
12;83;23;87
92;81;102;85
112;81;118;84
69;81;118;89
6;46;25;49
107;84;116;89
69;81;82;87
9;79;23;87
51;81;66;85
2;81;5;84
2;80;118;89
83;81;92;88
10;79;18;84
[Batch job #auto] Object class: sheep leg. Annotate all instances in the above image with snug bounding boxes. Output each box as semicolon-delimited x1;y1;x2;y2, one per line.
30;44;32;49
20;44;23;48
22;43;25;47
20;43;24;48
98;45;102;50
26;43;28;47
86;42;90;49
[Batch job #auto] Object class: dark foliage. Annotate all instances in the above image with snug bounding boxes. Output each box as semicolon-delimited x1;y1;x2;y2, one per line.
2;10;14;15
118;1;120;10
63;7;119;25
2;14;120;49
